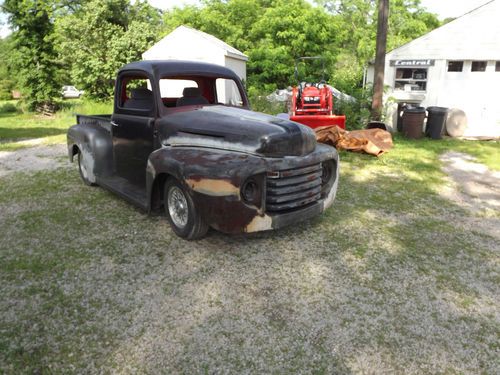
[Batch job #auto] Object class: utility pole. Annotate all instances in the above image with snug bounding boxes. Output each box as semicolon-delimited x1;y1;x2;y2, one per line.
371;0;389;121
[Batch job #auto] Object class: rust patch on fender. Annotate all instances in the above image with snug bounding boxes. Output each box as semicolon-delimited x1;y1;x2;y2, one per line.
245;214;272;233
186;178;240;197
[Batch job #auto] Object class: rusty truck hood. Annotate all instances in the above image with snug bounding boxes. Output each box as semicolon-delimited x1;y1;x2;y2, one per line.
158;106;316;157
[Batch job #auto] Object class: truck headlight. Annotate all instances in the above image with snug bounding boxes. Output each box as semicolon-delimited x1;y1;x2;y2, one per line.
320;160;336;196
241;178;261;206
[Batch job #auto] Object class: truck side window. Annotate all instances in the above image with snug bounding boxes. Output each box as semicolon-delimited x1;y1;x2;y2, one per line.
119;76;153;111
215;78;243;107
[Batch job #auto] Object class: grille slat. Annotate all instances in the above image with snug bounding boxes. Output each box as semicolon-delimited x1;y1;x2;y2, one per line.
266;194;321;212
267;170;322;187
267;185;322;204
267;179;322;196
278;164;322;178
266;163;322;213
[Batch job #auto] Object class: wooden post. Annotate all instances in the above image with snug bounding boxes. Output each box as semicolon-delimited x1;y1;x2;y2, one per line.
371;0;389;121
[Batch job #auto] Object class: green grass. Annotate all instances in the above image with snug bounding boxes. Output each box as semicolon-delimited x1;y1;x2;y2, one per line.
1;100;497;170
0;104;499;373
1;150;498;373
0;99;112;151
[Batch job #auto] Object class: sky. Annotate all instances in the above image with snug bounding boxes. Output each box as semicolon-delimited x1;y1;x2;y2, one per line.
0;0;495;39
152;0;494;17
419;0;493;19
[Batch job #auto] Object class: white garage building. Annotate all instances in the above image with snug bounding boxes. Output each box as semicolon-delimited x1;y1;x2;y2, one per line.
366;0;500;136
142;25;248;102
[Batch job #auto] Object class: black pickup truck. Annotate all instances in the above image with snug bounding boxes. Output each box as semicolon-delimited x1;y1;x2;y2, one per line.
67;60;339;239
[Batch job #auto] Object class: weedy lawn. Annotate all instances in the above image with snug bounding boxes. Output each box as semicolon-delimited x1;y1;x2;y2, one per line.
0;100;112;151
0;106;499;374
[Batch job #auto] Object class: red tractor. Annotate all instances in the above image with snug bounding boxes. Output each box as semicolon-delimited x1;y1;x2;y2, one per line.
290;57;346;129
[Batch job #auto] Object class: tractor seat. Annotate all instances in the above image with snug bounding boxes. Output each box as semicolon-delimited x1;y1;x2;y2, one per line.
176;87;209;107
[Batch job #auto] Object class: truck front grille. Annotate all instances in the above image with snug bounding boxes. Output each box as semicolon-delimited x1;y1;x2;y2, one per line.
266;163;322;212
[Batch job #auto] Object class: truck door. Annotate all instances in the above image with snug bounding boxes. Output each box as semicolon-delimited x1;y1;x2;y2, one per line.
112;73;156;188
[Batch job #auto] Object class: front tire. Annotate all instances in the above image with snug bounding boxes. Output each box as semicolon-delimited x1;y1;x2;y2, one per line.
164;178;208;240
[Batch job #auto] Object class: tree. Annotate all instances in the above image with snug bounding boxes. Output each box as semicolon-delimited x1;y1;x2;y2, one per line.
371;0;388;120
2;0;61;111
0;36;16;100
316;0;440;93
162;0;439;94
247;0;340;90
163;0;341;91
55;0;162;100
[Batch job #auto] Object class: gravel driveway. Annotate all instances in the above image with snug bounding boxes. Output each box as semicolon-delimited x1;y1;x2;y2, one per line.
0;144;498;374
0;143;68;177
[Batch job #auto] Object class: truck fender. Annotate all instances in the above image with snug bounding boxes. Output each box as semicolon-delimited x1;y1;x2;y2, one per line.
146;146;267;213
146;147;190;213
67;124;113;178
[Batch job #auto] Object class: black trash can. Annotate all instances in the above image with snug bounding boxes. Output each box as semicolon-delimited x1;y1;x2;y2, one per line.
402;106;426;139
366;121;387;130
426;106;448;139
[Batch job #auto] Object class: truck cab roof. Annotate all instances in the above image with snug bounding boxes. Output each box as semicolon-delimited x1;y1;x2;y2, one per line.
119;60;240;80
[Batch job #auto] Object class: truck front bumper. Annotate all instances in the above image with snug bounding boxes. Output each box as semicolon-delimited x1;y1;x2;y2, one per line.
150;143;340;235
192;154;339;234
243;162;338;233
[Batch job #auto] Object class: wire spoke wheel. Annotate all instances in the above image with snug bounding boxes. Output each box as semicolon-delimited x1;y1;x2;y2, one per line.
167;186;189;229
164;179;208;240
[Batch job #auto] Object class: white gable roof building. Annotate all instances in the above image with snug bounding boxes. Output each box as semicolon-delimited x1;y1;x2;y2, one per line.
142;25;248;81
366;0;500;136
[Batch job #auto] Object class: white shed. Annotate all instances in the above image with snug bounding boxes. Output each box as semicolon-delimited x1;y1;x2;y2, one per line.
142;25;248;81
366;0;500;137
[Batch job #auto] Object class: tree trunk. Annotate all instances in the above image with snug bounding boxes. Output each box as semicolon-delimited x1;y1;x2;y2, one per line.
371;0;389;121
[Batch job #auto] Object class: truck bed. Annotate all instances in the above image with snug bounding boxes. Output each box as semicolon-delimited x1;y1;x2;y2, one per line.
76;114;112;131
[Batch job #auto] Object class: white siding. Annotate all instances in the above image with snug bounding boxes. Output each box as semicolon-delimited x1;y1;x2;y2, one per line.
387;1;500;61
367;0;500;136
225;56;246;82
142;30;224;66
143;26;248;102
142;25;247;81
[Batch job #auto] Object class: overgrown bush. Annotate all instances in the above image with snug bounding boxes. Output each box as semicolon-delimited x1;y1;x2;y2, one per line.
247;87;288;115
0;102;18;114
0;83;14;101
334;87;372;130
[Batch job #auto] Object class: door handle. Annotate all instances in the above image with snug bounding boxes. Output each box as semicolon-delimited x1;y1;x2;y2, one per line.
111;121;119;127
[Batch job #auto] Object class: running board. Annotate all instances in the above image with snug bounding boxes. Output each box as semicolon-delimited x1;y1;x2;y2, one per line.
97;175;148;211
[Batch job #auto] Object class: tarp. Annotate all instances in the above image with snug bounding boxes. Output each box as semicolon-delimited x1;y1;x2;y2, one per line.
315;125;393;157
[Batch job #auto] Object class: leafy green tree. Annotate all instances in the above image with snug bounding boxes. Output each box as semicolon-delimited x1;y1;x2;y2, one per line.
2;0;61;110
163;0;341;91
388;0;440;50
162;0;269;53
0;36;16;100
1;0;440;108
247;0;340;90
316;0;440;92
55;0;162;100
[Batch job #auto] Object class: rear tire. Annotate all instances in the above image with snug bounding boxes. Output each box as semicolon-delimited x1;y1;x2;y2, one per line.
78;150;97;186
164;178;208;240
